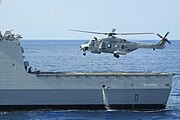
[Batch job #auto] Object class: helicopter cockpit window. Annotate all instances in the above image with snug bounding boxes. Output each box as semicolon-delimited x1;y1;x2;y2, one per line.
89;40;95;46
107;43;111;48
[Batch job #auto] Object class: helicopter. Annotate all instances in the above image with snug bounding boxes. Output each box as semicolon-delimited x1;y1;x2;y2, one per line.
70;29;170;58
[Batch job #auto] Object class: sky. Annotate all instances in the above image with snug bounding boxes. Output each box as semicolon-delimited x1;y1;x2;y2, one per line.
0;0;180;40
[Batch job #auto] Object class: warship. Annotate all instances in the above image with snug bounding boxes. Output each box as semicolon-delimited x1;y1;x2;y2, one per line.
0;30;174;110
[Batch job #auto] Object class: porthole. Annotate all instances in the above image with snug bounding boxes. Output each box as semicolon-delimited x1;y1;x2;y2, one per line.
107;43;111;48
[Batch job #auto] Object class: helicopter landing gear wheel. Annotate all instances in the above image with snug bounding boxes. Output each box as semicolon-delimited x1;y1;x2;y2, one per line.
83;53;86;56
114;54;119;58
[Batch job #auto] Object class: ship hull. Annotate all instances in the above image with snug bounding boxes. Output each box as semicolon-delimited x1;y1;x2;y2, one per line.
0;38;174;111
0;88;170;110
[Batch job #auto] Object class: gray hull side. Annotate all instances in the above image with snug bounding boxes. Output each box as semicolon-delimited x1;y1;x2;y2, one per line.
0;89;170;105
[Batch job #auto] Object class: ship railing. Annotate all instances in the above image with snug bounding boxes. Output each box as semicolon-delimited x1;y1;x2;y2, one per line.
29;71;174;77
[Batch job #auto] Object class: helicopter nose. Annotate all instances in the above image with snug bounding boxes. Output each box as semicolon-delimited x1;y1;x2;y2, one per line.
80;45;88;51
80;45;84;50
80;44;87;49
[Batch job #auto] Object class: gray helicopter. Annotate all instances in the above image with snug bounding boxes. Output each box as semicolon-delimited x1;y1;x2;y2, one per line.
70;29;170;58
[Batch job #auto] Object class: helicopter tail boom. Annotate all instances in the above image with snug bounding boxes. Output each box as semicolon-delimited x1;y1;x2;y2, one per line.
138;32;170;50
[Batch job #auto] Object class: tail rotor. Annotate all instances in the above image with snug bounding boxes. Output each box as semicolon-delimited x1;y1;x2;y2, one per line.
157;32;171;44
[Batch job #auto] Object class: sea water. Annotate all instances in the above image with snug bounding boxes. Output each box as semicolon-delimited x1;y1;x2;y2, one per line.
0;40;179;120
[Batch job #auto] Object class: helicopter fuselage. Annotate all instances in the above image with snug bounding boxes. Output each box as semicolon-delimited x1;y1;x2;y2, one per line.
81;36;139;58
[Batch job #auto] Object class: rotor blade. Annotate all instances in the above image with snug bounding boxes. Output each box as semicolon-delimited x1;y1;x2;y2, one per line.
68;29;106;35
111;28;116;33
166;39;171;44
157;33;163;39
115;32;155;35
164;32;169;38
